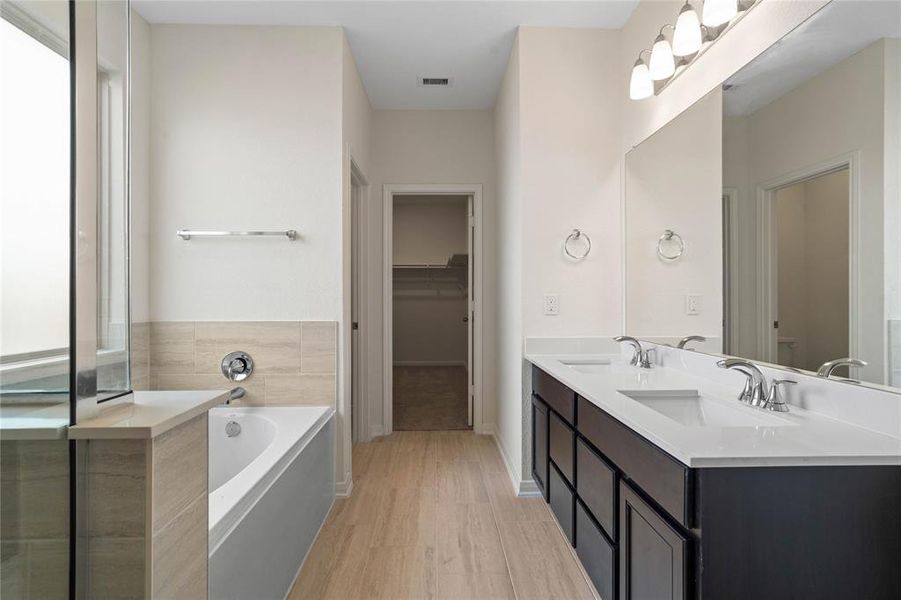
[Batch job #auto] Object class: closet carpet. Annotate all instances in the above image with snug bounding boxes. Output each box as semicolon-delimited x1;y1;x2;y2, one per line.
393;366;470;431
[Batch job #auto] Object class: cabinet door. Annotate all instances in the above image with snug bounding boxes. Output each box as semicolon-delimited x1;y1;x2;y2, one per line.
619;482;687;600
576;500;615;600
549;462;574;544
531;395;549;500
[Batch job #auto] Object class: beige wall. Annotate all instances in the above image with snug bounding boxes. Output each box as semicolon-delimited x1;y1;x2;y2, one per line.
130;9;151;324
148;25;343;322
392;197;468;265
392;197;468;365
368;109;497;435
493;34;524;481
494;27;623;485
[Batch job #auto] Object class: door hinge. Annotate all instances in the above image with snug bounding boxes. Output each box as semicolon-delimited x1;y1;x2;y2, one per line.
773;320;779;329
352;322;359;330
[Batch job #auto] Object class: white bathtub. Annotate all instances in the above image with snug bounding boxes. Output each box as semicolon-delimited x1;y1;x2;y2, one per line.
208;406;335;600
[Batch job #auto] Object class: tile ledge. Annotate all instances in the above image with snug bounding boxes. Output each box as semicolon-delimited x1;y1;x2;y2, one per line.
69;390;227;440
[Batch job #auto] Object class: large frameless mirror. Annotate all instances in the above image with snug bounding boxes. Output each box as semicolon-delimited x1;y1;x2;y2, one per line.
625;0;900;392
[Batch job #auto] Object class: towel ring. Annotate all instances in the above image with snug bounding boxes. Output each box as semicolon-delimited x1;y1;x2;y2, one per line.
564;229;591;260
657;229;684;262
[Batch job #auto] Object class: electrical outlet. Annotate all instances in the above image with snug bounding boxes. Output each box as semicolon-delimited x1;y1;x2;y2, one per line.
543;294;560;315
686;294;702;315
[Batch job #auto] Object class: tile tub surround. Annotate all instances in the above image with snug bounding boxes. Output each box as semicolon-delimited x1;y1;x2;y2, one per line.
82;412;209;599
147;321;337;406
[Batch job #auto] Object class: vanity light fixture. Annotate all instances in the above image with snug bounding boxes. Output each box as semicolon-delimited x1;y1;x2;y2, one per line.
702;0;738;27
649;26;676;81
629;49;654;100
672;2;703;57
627;0;758;100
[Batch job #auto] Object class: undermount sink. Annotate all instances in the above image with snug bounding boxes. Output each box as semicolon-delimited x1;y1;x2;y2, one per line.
560;358;611;374
619;389;796;428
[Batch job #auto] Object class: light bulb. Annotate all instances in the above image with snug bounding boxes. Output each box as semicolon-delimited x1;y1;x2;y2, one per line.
702;0;737;27
648;34;675;81
629;58;653;100
673;3;702;57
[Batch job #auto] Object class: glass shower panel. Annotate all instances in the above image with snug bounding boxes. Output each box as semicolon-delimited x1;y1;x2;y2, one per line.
96;0;130;399
0;1;72;598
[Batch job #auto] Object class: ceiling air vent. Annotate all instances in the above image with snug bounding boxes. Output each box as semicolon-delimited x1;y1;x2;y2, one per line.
417;76;453;87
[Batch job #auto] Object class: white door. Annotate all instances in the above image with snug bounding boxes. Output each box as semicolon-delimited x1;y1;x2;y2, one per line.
467;196;474;427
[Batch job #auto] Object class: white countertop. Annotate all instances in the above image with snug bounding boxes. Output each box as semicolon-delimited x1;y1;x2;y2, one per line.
527;353;901;468
68;390;229;440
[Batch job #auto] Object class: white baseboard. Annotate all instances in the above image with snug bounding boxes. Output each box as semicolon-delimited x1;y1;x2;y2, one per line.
392;360;467;367
489;427;542;497
335;472;354;497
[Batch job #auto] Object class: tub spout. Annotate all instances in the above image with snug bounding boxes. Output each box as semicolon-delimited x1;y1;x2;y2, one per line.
226;387;246;405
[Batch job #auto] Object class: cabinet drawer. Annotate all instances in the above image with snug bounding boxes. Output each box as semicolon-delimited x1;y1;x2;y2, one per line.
532;366;575;425
578;396;691;528
576;437;616;539
549;411;575;485
549;463;574;545
576;500;615;600
531;395;549;500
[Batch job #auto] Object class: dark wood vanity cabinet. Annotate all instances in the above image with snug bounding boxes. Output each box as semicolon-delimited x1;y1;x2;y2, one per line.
530;365;901;600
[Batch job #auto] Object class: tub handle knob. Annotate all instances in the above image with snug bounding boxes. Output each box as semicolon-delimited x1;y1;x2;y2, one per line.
222;351;254;382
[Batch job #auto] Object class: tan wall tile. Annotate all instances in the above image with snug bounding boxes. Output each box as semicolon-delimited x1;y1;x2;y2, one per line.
194;321;301;375
130;322;151;382
0;542;26;598
148;320;337;407
266;373;336;406
301;321;337;373
150;322;195;374
0;440;70;540
27;539;69;600
151;414;207;534
151;494;207;600
88;537;145;600
87;439;148;538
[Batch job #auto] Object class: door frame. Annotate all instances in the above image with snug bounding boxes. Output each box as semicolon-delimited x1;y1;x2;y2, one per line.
350;163;367;445
382;183;484;435
755;152;860;364
722;188;740;355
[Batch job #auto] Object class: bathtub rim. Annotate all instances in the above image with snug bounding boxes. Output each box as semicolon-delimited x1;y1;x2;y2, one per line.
208;405;335;554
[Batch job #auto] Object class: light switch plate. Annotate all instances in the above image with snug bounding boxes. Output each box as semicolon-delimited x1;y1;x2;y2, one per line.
543;294;560;315
686;294;702;315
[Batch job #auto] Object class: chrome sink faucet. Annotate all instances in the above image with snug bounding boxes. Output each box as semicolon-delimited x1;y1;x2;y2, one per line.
718;359;798;412
816;357;867;379
614;336;652;369
717;358;767;406
677;335;706;350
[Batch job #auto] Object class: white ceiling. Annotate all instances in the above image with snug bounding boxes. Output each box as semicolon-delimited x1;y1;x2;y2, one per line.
724;0;901;117
132;0;638;110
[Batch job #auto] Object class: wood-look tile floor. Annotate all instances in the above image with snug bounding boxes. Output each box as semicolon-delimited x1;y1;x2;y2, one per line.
288;431;597;600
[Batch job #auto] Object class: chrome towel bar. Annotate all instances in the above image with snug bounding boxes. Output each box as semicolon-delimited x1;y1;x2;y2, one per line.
176;229;297;241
